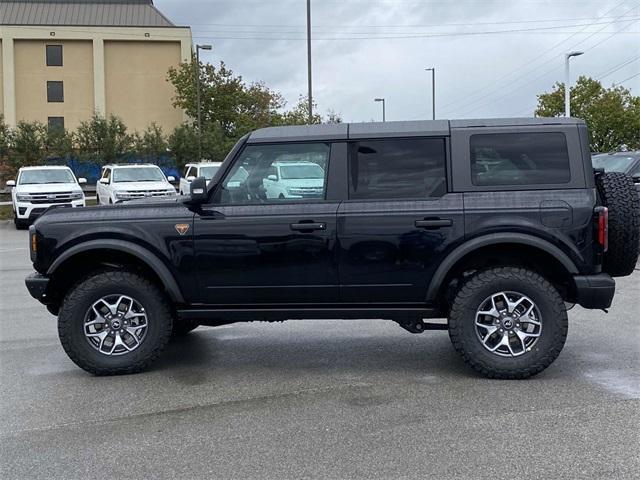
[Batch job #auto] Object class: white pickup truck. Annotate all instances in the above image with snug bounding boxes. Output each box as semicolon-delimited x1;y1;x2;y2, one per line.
6;166;86;229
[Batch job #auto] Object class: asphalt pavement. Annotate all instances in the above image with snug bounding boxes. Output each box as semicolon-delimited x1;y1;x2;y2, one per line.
0;221;638;479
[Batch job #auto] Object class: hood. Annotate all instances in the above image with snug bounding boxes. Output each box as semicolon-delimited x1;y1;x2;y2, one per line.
16;182;82;193
111;181;173;191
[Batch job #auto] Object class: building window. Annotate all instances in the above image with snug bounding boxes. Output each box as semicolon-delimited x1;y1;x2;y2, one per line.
46;45;63;66
48;117;65;130
47;81;64;102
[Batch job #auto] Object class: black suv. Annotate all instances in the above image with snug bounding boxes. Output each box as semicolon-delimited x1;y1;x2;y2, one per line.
25;118;639;378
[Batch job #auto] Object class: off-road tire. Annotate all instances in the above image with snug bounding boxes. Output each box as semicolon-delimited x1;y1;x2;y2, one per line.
58;271;173;375
171;319;199;337
596;172;640;277
449;267;568;379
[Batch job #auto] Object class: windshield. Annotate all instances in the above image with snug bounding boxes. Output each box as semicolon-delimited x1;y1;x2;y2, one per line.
200;166;220;180
113;167;166;183
279;164;325;180
592;154;637;173
19;169;75;185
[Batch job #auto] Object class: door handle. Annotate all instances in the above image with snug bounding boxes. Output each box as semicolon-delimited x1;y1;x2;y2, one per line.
290;222;326;232
415;219;452;229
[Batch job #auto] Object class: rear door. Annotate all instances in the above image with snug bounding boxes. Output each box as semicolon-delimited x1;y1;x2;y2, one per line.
337;137;465;303
193;141;342;305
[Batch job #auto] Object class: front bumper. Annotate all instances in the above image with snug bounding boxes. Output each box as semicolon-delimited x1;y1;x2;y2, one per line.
15;200;85;220
573;274;615;309
25;273;50;304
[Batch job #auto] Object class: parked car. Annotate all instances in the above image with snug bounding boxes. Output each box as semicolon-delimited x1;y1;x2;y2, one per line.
6;166;86;229
179;162;222;195
25;118;639;378
96;164;176;205
592;151;640;194
263;161;325;199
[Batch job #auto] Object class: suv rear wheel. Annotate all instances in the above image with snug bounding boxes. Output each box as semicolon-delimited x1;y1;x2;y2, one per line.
448;267;568;379
58;271;173;375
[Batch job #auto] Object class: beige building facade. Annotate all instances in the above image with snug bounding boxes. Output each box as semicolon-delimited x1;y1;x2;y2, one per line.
0;1;192;132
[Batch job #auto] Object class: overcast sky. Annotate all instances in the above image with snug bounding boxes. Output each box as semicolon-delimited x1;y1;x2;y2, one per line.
156;0;639;122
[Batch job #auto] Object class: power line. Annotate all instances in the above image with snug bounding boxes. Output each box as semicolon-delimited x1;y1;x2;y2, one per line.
450;4;639;116
181;14;639;29
596;56;640;79
615;72;640;84
438;0;635;112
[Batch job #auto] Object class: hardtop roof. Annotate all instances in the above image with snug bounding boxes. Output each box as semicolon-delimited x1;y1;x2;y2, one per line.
247;117;585;144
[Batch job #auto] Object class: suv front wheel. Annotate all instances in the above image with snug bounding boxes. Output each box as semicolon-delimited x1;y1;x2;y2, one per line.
448;267;568;379
58;271;173;375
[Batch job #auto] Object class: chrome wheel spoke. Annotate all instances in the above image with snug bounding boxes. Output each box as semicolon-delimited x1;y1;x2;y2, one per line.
475;290;542;358
83;294;148;356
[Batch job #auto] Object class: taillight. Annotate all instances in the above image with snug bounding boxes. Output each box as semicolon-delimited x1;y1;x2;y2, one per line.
597;207;608;252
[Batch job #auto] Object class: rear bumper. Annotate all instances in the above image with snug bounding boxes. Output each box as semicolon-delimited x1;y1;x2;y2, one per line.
25;273;50;304
573;274;615;309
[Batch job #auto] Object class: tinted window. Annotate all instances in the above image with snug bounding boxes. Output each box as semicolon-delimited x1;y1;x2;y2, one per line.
219;143;330;204
19;169;75;185
349;138;446;200
113;167;166;183
470;132;570;186
47;81;64;102
46;45;63;66
48;117;64;130
592;153;638;173
199;165;220;180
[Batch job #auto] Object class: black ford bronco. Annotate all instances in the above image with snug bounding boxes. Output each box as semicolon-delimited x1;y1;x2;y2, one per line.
25;118;640;378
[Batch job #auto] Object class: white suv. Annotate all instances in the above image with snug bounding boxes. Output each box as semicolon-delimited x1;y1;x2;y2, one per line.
263;161;325;199
6;166;86;229
96;164;176;205
179;162;222;195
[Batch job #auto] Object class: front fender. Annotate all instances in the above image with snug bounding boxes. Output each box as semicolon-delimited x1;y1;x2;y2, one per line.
47;239;185;303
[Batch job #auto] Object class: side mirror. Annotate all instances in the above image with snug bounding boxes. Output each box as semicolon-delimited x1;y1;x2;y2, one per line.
6;180;15;187
99;178;109;184
167;176;176;182
186;176;209;205
266;174;277;181
78;178;87;184
186;176;196;182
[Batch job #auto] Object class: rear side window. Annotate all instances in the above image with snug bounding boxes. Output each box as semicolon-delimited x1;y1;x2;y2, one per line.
349;138;447;200
470;132;570;186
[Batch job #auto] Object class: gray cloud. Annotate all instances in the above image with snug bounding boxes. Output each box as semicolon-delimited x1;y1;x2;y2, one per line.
157;0;640;121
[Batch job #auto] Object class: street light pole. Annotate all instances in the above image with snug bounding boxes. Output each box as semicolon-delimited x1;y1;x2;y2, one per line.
306;0;313;124
564;51;583;117
195;44;212;160
425;67;435;120
374;98;386;122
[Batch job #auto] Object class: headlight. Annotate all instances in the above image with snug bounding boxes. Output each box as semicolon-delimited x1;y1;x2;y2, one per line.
70;192;84;200
115;191;133;200
16;194;32;202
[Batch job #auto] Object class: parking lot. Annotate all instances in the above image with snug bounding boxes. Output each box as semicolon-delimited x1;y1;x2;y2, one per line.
0;221;638;479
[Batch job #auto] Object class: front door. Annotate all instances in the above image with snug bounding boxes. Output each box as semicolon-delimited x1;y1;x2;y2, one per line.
338;137;465;303
194;142;340;305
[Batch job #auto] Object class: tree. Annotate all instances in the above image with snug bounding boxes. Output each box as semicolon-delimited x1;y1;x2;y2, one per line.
535;76;640;152
167;58;343;161
74;115;133;164
11;121;46;168
0;115;11;158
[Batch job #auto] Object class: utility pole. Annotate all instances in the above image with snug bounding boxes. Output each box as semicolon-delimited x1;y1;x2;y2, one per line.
374;98;386;122
306;0;313;123
425;67;435;120
196;44;212;160
564;51;583;117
